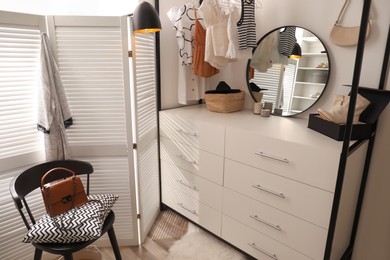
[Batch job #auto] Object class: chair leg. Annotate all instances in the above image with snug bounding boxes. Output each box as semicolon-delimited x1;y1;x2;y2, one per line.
108;226;122;260
63;254;73;260
33;248;43;260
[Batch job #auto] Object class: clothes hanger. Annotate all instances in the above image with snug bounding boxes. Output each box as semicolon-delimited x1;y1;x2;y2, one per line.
230;0;263;9
185;0;200;8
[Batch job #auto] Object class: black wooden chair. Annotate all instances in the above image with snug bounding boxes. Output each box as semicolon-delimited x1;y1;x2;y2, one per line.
9;159;122;260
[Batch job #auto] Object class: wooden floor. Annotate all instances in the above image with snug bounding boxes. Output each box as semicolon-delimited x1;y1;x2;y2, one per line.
100;209;189;260
43;209;189;260
42;209;251;260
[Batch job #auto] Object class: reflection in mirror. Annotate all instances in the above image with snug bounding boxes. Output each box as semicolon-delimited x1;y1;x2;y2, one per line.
247;26;330;116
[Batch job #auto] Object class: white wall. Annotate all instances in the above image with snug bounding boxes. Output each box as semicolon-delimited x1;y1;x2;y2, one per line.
160;0;390;259
0;0;139;15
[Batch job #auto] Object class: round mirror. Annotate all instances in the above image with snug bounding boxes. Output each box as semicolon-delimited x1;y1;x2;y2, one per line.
247;26;331;116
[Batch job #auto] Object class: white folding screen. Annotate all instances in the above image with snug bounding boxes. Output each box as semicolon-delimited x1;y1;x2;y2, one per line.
46;15;139;246
130;29;160;242
0;13;160;258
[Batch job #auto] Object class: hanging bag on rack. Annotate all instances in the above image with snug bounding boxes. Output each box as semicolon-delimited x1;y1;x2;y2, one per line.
41;167;88;217
330;0;372;47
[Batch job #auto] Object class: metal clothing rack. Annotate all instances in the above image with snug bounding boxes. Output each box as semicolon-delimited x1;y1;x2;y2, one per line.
345;24;390;259
199;0;262;9
325;0;390;258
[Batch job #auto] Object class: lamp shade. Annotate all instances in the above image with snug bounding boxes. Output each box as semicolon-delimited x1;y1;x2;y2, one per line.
290;42;302;60
133;1;162;34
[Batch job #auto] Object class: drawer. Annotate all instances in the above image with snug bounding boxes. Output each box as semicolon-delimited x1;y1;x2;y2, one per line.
223;188;327;259
161;160;223;211
162;184;221;236
160;111;225;156
225;127;339;191
160;136;224;185
224;159;333;228
222;215;312;260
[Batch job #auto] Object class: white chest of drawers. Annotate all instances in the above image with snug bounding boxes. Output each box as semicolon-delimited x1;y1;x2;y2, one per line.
159;105;368;260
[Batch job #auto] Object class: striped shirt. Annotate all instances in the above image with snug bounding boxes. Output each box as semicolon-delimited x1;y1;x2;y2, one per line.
279;26;297;57
237;0;257;50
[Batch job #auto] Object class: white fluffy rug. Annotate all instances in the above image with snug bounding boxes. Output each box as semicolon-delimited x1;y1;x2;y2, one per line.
166;223;248;260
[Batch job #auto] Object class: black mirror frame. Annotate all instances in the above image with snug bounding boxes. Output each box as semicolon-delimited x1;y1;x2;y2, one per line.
246;25;332;117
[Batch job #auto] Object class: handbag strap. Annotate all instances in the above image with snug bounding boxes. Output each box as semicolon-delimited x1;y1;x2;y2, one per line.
335;0;349;24
41;167;76;188
335;0;374;25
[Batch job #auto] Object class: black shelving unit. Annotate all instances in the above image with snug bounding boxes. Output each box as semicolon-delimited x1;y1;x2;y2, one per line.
324;0;390;258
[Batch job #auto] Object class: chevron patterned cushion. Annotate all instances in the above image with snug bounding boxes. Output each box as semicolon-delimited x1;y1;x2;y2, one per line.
23;194;118;243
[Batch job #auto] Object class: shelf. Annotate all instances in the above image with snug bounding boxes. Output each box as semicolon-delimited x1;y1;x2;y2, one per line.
302;36;319;42
344;85;390;124
308;114;375;141
295;81;326;86
290;109;302;113
298;67;329;71
293;96;317;100
302;53;327;57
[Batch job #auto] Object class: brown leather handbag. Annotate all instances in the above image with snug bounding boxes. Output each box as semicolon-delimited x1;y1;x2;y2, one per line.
41;167;88;217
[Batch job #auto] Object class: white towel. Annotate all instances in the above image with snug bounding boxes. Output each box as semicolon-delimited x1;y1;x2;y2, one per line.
37;33;72;161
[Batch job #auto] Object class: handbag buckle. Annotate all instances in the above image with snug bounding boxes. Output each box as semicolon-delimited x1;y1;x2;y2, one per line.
61;195;73;204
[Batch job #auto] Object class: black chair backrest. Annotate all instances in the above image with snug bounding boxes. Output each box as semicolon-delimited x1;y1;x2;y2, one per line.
9;159;94;229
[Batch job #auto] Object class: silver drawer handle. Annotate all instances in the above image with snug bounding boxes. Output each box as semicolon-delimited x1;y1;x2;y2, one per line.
177;202;197;215
251;184;286;199
176;128;198;137
255;151;289;164
248;242;278;260
177;179;197;190
250;215;282;231
177;155;197;165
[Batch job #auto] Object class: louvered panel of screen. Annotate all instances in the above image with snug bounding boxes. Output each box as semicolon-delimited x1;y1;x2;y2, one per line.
133;32;160;241
49;16;138;245
281;62;297;113
54;25;126;147
252;64;284;105
0;12;46;260
76;156;136;244
0;22;44;170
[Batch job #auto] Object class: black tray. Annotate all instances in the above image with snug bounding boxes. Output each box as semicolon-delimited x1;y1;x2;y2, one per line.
308;87;390;141
308;114;374;141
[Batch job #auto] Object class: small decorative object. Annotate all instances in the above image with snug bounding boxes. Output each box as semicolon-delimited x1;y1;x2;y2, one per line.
253;102;263;114
253;91;264;103
263;102;273;112
273;108;283;116
249;82;267;102
330;0;372;47
260;109;270;117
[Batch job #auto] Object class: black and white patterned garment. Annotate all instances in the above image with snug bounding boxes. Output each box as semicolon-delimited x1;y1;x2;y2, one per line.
279;26;297;57
168;4;197;65
237;0;257;50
